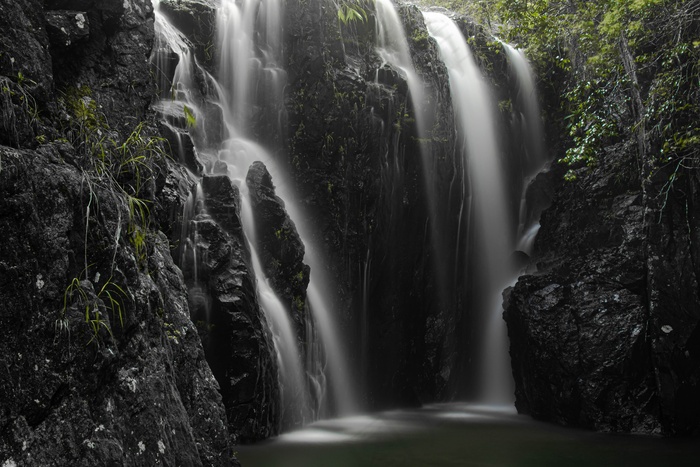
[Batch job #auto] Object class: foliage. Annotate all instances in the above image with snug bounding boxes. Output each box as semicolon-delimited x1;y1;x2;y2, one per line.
183;104;197;128
447;0;700;183
337;0;370;25
560;77;625;179
56;86;170;344
60;86;165;232
0;75;39;146
61;273;127;347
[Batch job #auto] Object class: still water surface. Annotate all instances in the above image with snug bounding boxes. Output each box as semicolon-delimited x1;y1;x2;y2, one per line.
237;404;700;467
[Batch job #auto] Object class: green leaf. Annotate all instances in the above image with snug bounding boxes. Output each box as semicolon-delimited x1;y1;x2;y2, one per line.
183;105;196;128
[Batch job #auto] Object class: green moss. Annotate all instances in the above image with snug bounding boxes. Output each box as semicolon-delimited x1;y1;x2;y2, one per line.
412;29;431;48
293;295;305;313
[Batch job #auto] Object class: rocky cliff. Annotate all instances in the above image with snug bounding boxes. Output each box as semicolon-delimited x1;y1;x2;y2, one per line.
504;14;700;436
0;0;238;464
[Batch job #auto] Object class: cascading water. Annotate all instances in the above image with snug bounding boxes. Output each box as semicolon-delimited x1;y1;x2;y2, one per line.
215;0;358;416
240;192;313;422
152;0;358;427
502;43;546;175
423;12;514;405
501;43;549;255
152;6;202;161
375;0;427;134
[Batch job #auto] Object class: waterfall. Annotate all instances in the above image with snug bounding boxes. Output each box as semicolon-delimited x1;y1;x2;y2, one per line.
216;0;359;415
152;0;358;428
502;43;548;255
151;0;552;423
423;12;514;405
240;191;313;422
375;0;426;131
502;43;546;175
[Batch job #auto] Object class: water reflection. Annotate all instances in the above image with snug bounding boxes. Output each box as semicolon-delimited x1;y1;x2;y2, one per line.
237;404;700;467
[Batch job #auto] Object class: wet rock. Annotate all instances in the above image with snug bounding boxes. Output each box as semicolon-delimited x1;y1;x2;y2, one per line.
244;162;316;427
160;121;202;170
187;174;281;442
153;158;196;248
45;10;90;49
201;174;244;235
282;0;468;408
505;140;700;434
246;161;310;319
159;0;218;69
505;273;659;433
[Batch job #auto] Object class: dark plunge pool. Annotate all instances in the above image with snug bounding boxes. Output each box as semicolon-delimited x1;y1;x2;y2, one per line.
236;404;700;467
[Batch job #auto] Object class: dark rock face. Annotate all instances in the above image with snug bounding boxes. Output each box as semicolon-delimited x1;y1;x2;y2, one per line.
184;174;281;442
0;146;235;466
45;10;91;49
154;160;197;248
644;166;700;435
0;0;53;147
245;161;314;425
159;0;218;69
284;0;448;407
505;141;700;434
46;0;156;135
246;161;310;320
282;0;523;408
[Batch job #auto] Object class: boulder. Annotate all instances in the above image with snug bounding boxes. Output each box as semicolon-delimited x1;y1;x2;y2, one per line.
505;141;700;435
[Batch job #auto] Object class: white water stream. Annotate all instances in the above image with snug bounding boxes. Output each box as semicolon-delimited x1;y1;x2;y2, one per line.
502;43;548;255
424;12;514;405
375;0;427;133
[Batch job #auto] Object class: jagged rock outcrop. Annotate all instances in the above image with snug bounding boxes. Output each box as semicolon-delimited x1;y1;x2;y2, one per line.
185;174;281;442
45;10;91;50
245;161;315;426
246;161;310;320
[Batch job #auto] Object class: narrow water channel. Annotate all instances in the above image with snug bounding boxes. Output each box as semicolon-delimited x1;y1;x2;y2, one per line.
237;404;700;467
